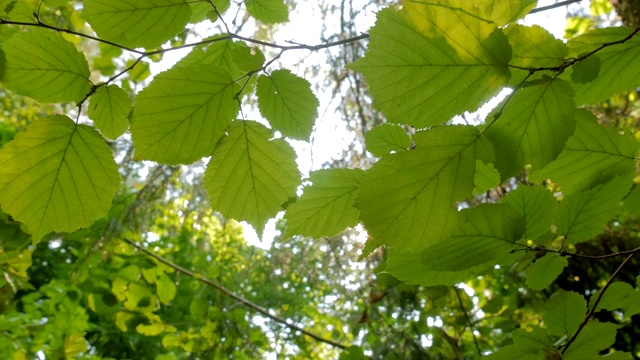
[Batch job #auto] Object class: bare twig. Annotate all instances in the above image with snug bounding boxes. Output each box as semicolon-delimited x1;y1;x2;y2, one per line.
122;238;349;350
454;287;482;356
529;0;584;14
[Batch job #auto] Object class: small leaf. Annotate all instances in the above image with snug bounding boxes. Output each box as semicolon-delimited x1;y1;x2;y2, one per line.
257;69;319;140
0;29;91;103
486;327;554;359
231;43;265;72
530;109;639;194
245;0;288;23
0;116;120;241
156;273;176;304
283;168;364;239
364;123;411;157
501;185;557;241
83;0;192;49
131;65;239;164
570;54;600;84
88;85;132;139
557;176;631;244
473;160;501;195
542;290;587;337
563;321;619;360
137;323;166;336
204;121;300;235
525;253;568;290
505;25;568;84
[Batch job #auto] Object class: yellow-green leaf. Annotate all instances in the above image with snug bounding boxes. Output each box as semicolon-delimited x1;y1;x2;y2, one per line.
0;116;120;241
364;123;411;157
88;85;132;139
156;273;176;304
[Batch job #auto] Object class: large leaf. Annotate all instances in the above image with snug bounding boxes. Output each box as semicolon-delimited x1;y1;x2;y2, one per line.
256;69;319;140
501;185;557;241
485;77;575;180
364;123;411;157
245;0;288;24
204;121;300;234
283;168;364;239
0;116;120;241
563;321;619;360
525;253;568;290
557;175;631;244
83;0;191;49
542;290;586;337
0;29;91;103
130;65;239;164
595;282;640;316
530;109;639;194
566;27;640;105
349;1;511;127
88;85;132;139
419;204;524;271
356;126;480;251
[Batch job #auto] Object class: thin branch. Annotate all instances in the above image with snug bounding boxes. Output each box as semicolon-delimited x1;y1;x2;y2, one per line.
529;0;583;14
122;238;349;350
518;244;640;260
561;252;637;354
454;287;482;356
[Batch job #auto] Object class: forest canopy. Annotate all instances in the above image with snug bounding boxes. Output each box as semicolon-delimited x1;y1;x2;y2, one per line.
1;0;640;359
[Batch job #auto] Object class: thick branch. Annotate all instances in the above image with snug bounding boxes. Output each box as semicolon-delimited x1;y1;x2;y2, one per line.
122;238;348;350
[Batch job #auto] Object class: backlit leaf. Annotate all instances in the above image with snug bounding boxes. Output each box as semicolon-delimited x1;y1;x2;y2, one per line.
0;116;120;241
357;126;479;251
557;176;631;244
245;0;288;24
350;1;511;127
542;290;586;337
365;123;411;157
204;121;300;235
485;77;576;180
156;273;176;304
386;249;478;287
530;109;639;194
83;0;191;49
525;253;568;290
131;65;239;164
283;168;364;239
419;204;524;271
88;85;132;139
257;69;319;140
478;0;537;26
0;0;34;21
472;160;501;195
501;185;557;241
0;29;91;103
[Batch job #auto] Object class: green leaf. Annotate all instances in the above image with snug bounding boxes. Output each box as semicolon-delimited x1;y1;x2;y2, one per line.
530;109;639;194
478;0;538;26
473;160;501;195
83;0;192;49
563;321;619;360
130;65;239;164
357;126;479;251
245;0;288;23
0;29;91;103
0;0;34;21
136;323;166;336
88;85;132;139
486;326;554;359
419;204;523;271
567;27;640;104
349;1;511;127
339;346;367;360
156;273;176;304
231;43;266;72
501;185;557;241
542;290;586;337
570;54;600;84
283;168;364;239
385;249;478;287
0;116;120;241
557;176;631;244
525;253;568;290
204;121;300;234
485;77;576;180
256;69;319;140
364;123;411;157
595;282;640;316
504;25;568;84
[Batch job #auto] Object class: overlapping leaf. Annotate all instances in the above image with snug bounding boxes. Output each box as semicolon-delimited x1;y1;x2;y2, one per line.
0;116;120;241
83;0;191;49
357;126;480;251
557;176;631;244
525;253;568;290
418;204;524;271
479;0;537;26
0;29;91;103
245;0;288;23
472;160;501;195
284;168;363;239
542;291;586;337
0;0;34;21
501;185;557;241
530;109;639;194
88;85;132;139
567;27;640;104
485;77;576;180
256;69;319;140
595;282;640;316
386;249;478;287
204;121;300;234
364;123;411;157
350;0;511;127
563;321;619;360
130;65;239;164
485;327;554;360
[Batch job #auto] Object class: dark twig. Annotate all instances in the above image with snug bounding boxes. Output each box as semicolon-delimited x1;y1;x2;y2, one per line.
122;238;349;350
561;253;637;354
454;287;482;356
529;0;584;14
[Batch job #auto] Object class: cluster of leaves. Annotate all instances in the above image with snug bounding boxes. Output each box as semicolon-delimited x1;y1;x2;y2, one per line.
2;0;640;358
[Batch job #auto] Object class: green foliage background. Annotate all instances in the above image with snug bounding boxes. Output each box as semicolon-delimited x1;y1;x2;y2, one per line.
1;0;640;358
